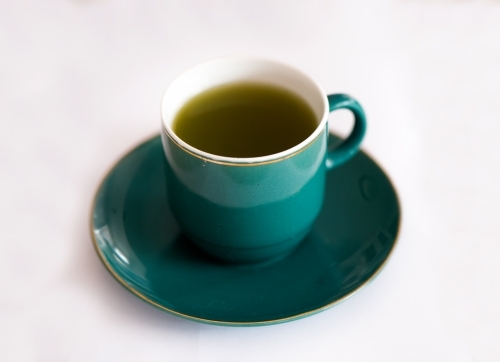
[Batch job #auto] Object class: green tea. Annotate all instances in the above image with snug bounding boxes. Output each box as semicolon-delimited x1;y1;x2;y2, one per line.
172;82;318;158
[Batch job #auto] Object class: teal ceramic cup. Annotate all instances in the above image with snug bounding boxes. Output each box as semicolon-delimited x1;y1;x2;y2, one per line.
161;57;366;264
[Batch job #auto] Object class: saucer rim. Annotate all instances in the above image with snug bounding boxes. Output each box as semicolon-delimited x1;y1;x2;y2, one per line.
90;133;402;326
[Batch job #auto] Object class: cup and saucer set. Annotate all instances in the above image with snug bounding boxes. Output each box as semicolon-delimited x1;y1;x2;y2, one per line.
91;57;401;326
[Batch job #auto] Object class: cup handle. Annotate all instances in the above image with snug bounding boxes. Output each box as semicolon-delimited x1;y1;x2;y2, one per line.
325;94;367;170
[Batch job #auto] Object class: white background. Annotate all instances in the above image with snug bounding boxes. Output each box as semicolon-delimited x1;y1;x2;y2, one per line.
1;0;499;361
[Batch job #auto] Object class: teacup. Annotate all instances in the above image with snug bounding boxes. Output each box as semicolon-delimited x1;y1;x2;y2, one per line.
161;57;366;264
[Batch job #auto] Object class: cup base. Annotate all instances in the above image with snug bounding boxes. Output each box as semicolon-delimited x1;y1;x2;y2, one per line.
184;227;311;265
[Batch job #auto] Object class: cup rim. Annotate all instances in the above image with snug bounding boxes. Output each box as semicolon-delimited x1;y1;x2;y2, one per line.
160;56;329;165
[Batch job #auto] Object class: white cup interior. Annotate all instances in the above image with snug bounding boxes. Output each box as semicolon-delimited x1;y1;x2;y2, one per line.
161;57;329;163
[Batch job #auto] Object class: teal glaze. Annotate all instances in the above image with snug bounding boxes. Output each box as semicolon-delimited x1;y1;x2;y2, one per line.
161;129;326;264
326;94;367;169
91;135;401;326
160;93;366;264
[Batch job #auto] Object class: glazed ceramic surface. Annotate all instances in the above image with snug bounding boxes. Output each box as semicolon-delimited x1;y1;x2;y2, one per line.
91;135;400;326
160;57;367;263
161;127;328;264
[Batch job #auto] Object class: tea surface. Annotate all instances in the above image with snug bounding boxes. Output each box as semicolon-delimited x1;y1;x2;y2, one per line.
172;82;317;158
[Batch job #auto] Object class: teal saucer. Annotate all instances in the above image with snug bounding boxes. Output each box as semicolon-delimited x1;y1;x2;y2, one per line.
91;134;400;326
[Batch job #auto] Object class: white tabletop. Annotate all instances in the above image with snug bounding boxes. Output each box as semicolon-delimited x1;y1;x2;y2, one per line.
1;1;499;361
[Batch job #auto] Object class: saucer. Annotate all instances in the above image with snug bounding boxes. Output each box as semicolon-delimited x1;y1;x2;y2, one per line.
91;134;400;326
